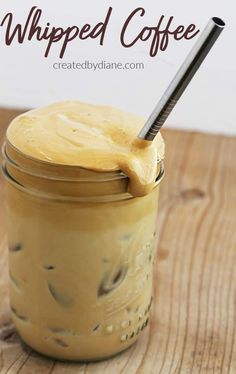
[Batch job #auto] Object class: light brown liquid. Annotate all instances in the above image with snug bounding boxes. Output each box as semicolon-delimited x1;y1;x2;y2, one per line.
4;101;164;360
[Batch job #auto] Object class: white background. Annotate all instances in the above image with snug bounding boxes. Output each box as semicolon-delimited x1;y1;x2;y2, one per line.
0;0;235;135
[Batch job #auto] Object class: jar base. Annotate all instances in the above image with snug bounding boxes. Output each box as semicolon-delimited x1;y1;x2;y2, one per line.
18;334;139;363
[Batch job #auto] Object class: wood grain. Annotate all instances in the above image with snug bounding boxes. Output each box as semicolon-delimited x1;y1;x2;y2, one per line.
0;108;235;374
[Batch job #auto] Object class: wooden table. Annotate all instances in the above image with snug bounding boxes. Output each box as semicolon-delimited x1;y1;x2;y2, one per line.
0;108;235;374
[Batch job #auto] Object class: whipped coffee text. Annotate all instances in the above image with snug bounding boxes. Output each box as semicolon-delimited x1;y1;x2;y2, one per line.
0;6;200;58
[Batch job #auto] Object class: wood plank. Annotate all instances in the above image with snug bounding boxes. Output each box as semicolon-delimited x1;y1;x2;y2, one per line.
0;108;235;373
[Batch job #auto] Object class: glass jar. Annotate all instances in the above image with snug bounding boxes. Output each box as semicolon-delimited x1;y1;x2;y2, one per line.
2;140;164;361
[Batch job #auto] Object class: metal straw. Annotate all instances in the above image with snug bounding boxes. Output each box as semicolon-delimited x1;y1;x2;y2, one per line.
139;17;225;141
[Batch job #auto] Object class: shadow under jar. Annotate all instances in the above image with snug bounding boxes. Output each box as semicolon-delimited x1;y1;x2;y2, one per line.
2;140;164;361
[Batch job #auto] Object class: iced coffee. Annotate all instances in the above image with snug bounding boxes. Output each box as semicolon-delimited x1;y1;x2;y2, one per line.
3;101;164;361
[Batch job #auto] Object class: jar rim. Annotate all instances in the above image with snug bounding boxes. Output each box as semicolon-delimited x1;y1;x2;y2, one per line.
2;160;164;202
2;141;164;201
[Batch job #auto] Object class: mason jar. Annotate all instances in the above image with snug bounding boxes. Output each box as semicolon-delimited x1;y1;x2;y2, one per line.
2;139;164;361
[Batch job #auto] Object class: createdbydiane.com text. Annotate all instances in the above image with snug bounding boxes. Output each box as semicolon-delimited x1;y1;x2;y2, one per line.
52;60;145;71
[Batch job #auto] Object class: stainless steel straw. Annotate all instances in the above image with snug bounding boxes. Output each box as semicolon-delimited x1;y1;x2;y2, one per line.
139;17;225;141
